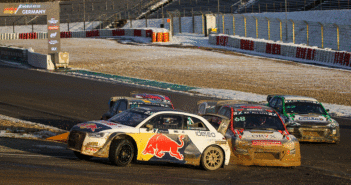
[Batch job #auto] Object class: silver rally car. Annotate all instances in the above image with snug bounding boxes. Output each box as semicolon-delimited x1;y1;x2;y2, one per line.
67;107;231;171
267;95;340;144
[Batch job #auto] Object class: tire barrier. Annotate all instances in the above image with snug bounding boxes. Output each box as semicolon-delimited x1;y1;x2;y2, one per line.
112;29;125;36
216;35;228;46
0;28;170;43
240;39;254;51
60;31;72;38
266;43;281;55
209;33;351;69
134;29;142;37
334;52;351;67
86;30;100;37
0;33;18;40
156;32;163;42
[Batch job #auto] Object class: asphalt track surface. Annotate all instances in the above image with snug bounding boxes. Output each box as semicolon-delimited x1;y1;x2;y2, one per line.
0;63;351;184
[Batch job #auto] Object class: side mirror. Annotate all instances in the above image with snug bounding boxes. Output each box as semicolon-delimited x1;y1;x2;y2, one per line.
146;124;153;131
326;109;330;112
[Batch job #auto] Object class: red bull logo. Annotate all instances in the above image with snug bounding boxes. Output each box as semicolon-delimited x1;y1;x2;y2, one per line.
142;134;184;160
79;123;98;132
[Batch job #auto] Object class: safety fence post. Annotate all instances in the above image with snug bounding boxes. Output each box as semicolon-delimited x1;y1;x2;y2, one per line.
277;18;283;42
266;17;271;40
289;19;295;44
232;14;235;36
334;24;340;51
242;15;247;37
253;16;258;38
304;21;309;46
318;22;324;49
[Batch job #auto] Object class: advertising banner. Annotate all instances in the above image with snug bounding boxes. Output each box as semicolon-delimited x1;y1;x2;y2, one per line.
0;2;60;54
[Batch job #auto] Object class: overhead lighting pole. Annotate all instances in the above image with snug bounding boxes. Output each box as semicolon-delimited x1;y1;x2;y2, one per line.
83;0;86;31
285;0;288;41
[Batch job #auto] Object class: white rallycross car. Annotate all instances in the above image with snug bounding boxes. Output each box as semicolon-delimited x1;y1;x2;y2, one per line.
67;107;230;170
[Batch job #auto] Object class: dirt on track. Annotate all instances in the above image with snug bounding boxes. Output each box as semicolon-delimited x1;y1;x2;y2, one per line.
2;38;351;106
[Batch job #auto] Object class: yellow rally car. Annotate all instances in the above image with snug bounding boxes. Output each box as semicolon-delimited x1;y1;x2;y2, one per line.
202;104;301;167
67;107;231;170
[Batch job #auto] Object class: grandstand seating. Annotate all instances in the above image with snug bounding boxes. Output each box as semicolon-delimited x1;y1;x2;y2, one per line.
312;0;350;10
0;0;349;29
0;0;159;28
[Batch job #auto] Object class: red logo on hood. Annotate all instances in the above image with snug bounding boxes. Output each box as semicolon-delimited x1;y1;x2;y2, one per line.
79;123;98;132
142;134;185;160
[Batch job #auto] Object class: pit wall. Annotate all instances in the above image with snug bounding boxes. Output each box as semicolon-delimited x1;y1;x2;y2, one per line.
209;34;351;70
0;45;55;70
0;28;170;43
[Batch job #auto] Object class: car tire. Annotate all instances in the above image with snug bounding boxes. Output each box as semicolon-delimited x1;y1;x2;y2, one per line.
74;151;93;160
201;146;224;171
109;139;134;166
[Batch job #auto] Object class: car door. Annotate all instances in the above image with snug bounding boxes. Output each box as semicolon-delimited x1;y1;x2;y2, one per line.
181;115;215;156
138;113;187;163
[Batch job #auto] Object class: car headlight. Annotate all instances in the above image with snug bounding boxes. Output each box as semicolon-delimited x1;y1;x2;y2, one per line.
88;132;107;138
326;122;339;128
287;127;294;133
288;148;296;155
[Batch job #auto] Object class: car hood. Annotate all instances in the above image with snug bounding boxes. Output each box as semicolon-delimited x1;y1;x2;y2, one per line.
71;120;134;133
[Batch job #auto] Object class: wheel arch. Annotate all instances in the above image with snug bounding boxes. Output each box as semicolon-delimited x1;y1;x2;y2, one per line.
112;134;138;160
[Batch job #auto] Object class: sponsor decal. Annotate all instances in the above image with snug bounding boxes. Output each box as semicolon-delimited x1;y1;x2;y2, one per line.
48;18;58;24
252;140;282;146
195;131;216;137
49;40;58;45
50;32;57;38
86;147;98;152
18;4;41;9
3;7;18;14
105;122;118;126
251;134;276;139
51;47;57;51
48;26;59;30
78;123;99;132
298;117;324;121
22;9;46;15
241;106;262;109
142;134;184;160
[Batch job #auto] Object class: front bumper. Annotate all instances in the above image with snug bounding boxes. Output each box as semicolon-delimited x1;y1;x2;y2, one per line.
229;141;301;167
67;131;111;158
287;126;340;143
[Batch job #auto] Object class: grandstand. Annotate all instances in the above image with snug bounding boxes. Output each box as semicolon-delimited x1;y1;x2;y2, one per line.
0;0;161;28
148;0;350;18
0;0;349;28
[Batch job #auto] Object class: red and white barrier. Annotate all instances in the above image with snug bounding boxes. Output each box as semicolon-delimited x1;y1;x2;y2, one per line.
209;33;351;69
0;28;170;43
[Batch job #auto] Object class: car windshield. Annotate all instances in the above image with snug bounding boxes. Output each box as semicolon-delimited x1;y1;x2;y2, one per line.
285;102;326;115
108;110;149;127
234;114;285;130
